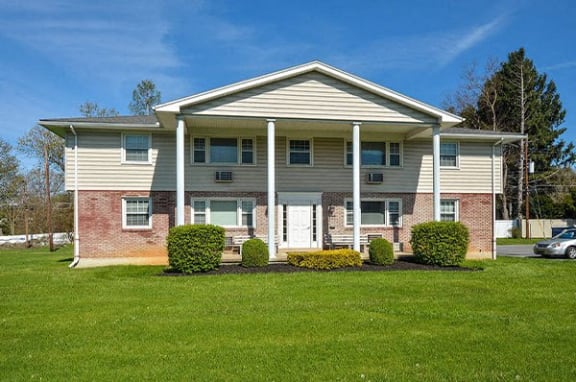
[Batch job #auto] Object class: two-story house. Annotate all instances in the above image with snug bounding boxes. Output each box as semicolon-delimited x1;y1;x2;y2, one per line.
40;61;523;267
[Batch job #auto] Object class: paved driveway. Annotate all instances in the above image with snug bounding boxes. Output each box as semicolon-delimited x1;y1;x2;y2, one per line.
497;245;537;258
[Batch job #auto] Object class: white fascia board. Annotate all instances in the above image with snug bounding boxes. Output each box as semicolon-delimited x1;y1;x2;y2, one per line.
441;132;526;143
38;120;163;138
39;121;159;129
154;61;464;126
155;61;324;113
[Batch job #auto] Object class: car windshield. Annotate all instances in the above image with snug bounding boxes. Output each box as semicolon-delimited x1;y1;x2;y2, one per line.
554;230;576;239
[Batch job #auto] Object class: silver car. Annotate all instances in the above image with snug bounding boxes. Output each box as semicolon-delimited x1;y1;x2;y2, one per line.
533;229;576;259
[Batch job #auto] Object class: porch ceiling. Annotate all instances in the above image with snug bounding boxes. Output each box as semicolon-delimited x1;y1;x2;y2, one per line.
179;114;435;139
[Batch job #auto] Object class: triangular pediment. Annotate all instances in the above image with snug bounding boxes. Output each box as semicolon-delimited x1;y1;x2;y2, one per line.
182;71;437;124
155;61;462;128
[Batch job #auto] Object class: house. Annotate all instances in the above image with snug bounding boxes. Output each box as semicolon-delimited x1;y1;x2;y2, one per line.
39;61;523;267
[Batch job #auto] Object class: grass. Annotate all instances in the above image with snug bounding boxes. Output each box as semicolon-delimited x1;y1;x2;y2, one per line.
1;246;576;381
497;237;542;245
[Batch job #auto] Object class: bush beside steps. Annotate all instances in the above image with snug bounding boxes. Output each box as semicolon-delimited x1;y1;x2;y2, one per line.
241;238;269;267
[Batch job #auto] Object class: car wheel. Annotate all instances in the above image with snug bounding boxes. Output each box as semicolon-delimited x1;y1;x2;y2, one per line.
566;247;576;259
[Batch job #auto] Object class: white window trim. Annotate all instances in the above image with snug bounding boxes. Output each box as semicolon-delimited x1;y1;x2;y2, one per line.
122;197;152;229
440;141;460;169
190;197;256;228
190;137;256;166
344;198;403;227
121;133;152;164
286;138;314;167
344;140;403;168
440;199;459;222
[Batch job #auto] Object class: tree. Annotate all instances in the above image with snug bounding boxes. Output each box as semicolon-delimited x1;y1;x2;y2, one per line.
79;102;119;117
129;79;161;115
0;138;20;204
0;138;21;235
445;48;575;220
18;126;65;251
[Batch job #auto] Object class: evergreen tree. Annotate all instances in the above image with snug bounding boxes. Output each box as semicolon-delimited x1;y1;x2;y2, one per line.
481;48;575;219
129;80;161;116
447;48;574;219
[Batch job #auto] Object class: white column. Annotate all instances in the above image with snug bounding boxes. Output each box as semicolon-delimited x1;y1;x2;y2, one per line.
352;122;362;252
267;119;276;259
432;124;441;221
176;117;186;226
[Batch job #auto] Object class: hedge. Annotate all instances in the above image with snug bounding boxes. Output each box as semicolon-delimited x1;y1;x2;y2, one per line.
369;238;395;265
241;238;269;267
287;249;362;270
166;224;225;273
410;221;469;266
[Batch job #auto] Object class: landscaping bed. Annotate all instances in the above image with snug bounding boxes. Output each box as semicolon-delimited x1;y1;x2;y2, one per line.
163;258;477;275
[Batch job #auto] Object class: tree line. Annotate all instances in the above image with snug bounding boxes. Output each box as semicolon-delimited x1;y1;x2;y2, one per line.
0;80;161;248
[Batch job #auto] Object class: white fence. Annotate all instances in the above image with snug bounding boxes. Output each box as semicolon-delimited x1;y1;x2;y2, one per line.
0;233;71;246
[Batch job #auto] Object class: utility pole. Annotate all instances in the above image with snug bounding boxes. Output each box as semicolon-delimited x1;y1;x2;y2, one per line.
524;140;534;239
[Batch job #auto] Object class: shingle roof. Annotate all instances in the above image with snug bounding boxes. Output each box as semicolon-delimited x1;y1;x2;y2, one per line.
39;115;158;125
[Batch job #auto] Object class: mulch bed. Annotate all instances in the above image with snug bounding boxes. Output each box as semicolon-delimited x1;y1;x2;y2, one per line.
162;258;479;276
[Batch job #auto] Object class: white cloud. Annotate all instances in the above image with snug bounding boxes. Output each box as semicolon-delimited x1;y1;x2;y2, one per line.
543;61;576;71
329;15;507;74
0;0;185;89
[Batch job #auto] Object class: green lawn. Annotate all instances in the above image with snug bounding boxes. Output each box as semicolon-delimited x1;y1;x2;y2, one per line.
1;246;576;381
497;237;542;245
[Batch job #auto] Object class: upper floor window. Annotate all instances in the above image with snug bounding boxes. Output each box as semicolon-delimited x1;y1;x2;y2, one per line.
123;197;152;229
440;199;459;221
191;198;255;227
288;139;312;165
345;199;402;227
123;134;151;163
192;137;255;165
440;142;458;167
346;141;402;167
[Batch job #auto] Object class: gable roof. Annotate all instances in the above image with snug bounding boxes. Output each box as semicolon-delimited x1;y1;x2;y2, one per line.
154;61;463;128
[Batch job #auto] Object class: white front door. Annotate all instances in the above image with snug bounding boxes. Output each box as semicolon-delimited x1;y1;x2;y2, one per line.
288;203;312;248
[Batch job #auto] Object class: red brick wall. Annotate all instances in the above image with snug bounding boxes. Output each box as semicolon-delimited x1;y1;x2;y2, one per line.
323;192;493;256
79;191;174;259
78;190;493;260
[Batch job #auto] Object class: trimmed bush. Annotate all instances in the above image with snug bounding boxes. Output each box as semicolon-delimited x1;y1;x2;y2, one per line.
167;224;225;273
369;238;395;265
241;238;269;267
287;249;362;270
410;221;469;266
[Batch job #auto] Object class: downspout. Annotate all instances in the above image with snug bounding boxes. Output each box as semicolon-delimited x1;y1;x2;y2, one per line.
491;139;504;260
69;125;80;268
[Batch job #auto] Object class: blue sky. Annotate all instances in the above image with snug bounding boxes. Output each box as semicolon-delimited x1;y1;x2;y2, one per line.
1;0;575;167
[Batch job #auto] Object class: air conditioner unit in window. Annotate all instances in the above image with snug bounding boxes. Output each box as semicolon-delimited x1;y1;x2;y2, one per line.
215;171;233;182
366;172;383;184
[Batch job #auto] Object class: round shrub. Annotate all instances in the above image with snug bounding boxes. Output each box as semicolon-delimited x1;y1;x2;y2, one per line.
369;238;394;265
167;224;225;273
410;221;469;266
241;238;269;267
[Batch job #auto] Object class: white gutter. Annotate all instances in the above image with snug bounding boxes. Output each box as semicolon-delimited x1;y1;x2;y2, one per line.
491;139;504;260
69;125;80;268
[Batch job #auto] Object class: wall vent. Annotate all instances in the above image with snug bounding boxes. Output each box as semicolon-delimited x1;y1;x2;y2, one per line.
215;171;233;182
366;173;383;184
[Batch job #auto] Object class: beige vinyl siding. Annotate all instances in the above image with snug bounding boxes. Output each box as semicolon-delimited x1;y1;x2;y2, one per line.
412;140;503;193
66;131;177;191
67;132;502;193
183;72;437;124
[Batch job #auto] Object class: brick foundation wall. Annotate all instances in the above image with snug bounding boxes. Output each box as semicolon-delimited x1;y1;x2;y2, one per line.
78;190;494;261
